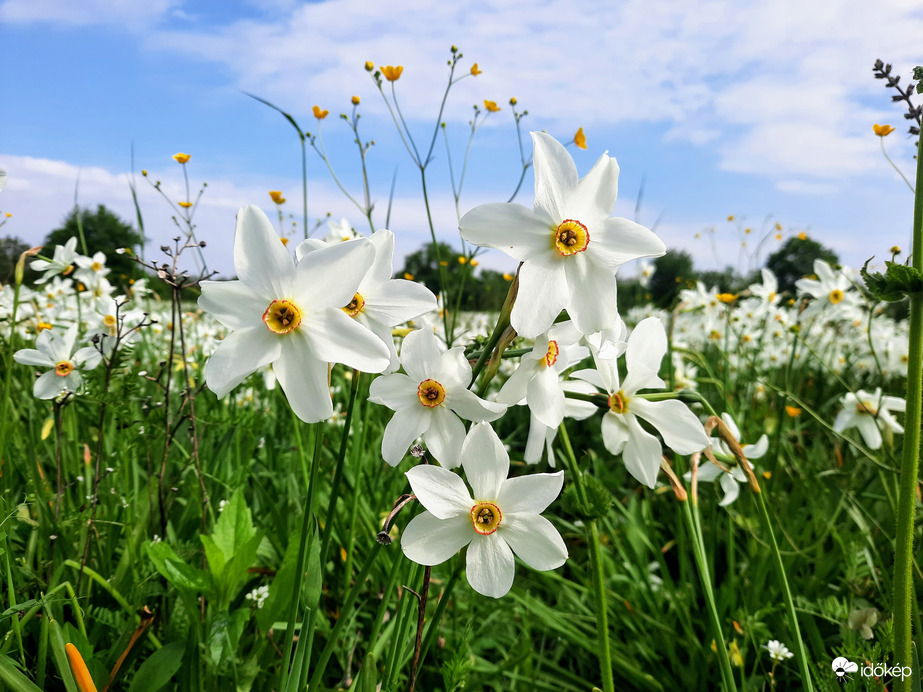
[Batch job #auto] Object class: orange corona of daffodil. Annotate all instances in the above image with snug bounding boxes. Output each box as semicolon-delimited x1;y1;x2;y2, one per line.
381;65;403;81
351;95;361;105
312;105;329;119
483;100;500;112
269;190;286;204
66;643;99;692
173;153;190;164
873;123;895;137
574;127;587;150
470;63;482;76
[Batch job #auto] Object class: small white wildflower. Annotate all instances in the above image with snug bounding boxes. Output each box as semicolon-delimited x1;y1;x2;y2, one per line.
218;499;229;513
245;585;269;609
763;640;793;662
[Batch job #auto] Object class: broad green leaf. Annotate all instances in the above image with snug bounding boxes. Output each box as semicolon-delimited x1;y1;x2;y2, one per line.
128;641;185;692
147;542;214;596
205;609;250;669
204;489;258;577
861;257;923;302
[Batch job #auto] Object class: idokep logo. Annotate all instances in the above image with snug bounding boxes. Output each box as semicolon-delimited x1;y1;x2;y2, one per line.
831;656;913;684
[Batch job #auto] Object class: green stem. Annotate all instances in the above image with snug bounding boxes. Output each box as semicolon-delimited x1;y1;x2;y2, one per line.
753;490;813;690
557;424;613;692
279;422;324;690
894;128;923;691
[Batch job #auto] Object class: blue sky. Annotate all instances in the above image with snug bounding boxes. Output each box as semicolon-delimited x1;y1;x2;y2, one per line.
2;0;922;281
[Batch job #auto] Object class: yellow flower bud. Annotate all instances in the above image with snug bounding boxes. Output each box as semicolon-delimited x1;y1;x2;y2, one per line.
364;61;374;71
509;97;517;106
351;95;361;105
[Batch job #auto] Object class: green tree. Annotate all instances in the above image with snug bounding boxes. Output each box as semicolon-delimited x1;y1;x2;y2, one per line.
44;205;145;290
648;249;694;308
0;235;31;285
766;235;839;295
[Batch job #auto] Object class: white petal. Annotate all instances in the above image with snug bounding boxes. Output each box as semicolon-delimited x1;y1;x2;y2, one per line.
625;317;667;379
446;387;506;423
401;511;473;566
694;463;724;483
380;406;431;466
198;280;267;330
368;372;420;411
466;533;515;598
623;418;663;488
423;406;466;467
363;279;437;327
205;327;281;398
14;349;54;368
495;359;535;405
304;308;389;373
511;256;567;339
293;238;374;309
233;205;295;300
720;413;742;441
591;217;666;271
524;413;552;464
567;151;618;223
631;398;708;455
496;471;564;514
405;464;474;518
742;434;769;459
273;335;333;423
72;347;102;371
527;362;566;428
718;473;741;506
459;203;553;262
601;412;630;456
460;422;509;501
400;328;445;383
531;131;577;223
34;371;63;399
563;253;619;336
365;229;397;284
856;416;882;449
435;346;475;389
500;513;567;571
294;238;327;262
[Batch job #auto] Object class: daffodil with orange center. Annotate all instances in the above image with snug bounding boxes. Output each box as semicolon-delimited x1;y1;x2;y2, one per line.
794;259;857;317
198;205;390;423
401;422;567;598
13;324;101;399
834;388;904;450
368;328;504;466
459;132;665;338
31;237;78;284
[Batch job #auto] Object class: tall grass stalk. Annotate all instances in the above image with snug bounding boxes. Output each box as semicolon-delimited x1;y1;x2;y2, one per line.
893;126;923;692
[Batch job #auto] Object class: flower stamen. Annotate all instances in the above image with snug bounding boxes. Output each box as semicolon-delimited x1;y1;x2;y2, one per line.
342;292;366;317
470;501;502;535
55;361;74;377
417;379;446;408
829;289;844;304
262;299;303;335
608;390;629;414
544;340;559;367
553;219;590;256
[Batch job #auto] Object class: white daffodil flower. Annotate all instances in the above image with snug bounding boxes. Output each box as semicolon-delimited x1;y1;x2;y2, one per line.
459;131;665;338
795;259;857;317
368;328;505;466
833;387;904;450
574;317;709;488
322;218;362;244
74;251;110;290
692;413;768;506
31;237;78;285
495;320;588;429
14;324;101;399
296;229;437;373
198;205;390;423
401;422;567;598
523;379;599;466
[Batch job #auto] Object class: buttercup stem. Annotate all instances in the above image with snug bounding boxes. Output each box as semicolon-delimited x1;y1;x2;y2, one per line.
893;125;923;692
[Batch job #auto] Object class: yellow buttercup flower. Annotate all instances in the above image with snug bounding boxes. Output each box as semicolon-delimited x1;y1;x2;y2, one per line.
173;153;190;164
381;65;403;81
178;201;193;209
312;105;329;119
873;123;895;137
351;95;361;105
470;259;479;267
483;100;500;112
797;231;808;240
470;63;482;76
573;127;587;150
716;293;737;304
403;272;415;280
785;405;802;418
458;255;468;264
502;273;514;281
364;61;374;72
269;190;286;204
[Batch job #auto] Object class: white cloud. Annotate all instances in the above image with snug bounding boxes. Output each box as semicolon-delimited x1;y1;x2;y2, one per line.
0;0;177;27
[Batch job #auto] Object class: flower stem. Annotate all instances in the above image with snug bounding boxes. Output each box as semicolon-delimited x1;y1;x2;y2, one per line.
557;424;614;692
893;125;923;692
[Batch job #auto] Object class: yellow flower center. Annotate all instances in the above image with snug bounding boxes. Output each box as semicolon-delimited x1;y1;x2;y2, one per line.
543;340;559;367
608;390;629;414
417;379;446;408
553;219;590;256
470;502;502;535
829;289;844;304
856;400;878;416
37;322;52;331
262;299;303;335
55;361;74;377
103;314;117;328
768;291;776;302
91;262;102;272
342;292;366;317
